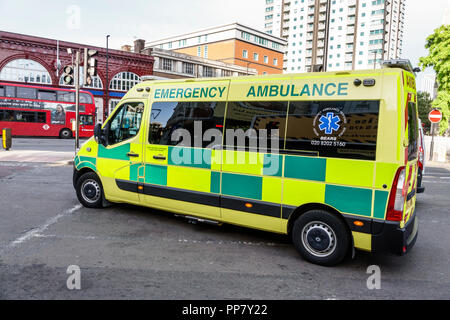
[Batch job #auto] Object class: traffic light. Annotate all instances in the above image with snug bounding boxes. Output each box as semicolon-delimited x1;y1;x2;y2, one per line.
84;48;98;86
62;65;74;85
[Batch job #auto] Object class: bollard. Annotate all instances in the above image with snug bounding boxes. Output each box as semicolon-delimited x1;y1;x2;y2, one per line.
2;128;12;151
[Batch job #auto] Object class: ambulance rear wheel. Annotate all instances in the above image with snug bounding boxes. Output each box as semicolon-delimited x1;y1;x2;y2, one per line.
292;210;350;266
76;172;105;208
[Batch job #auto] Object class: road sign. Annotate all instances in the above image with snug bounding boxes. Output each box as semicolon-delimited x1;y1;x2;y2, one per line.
428;109;442;123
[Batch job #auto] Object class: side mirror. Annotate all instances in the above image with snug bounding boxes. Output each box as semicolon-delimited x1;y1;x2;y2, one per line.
94;123;102;140
94;123;108;147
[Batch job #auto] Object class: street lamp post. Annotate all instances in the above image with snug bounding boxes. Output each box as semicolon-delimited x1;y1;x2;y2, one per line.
105;35;110;121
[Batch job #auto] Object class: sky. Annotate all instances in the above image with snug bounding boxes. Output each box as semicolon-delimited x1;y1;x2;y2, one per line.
0;0;448;74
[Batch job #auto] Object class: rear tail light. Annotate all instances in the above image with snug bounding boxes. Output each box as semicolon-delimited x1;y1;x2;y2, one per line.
418;146;424;168
386;167;406;221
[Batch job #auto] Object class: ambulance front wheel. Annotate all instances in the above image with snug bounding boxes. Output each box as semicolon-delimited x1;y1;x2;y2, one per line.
292;210;350;266
76;172;105;208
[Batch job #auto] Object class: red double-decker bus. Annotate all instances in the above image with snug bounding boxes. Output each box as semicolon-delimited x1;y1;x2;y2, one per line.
0;82;96;138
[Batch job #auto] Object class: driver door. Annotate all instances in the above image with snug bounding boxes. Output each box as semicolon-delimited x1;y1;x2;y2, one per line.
96;100;145;204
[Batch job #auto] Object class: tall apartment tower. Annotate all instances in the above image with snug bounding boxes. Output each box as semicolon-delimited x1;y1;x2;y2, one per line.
264;0;406;73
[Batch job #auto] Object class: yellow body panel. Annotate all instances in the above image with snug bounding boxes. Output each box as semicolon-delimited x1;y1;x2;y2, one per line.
283;179;325;207
222;208;284;234
326;158;374;188
352;231;372;252
167;166;211;193
261;177;283;204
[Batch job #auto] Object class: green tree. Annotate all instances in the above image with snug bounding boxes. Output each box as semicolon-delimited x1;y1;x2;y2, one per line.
420;25;450;135
417;91;433;133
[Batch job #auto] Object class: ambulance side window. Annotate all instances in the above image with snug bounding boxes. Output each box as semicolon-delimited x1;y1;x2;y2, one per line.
148;101;225;148
107;102;144;145
223;101;288;151
285;100;380;160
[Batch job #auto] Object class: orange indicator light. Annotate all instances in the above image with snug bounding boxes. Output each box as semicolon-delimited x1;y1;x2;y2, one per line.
353;221;364;227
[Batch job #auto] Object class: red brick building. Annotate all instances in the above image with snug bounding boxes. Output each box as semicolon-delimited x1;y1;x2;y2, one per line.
0;31;154;122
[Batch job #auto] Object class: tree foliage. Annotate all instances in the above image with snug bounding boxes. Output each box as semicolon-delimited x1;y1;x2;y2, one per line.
420;25;450;135
417;91;433;133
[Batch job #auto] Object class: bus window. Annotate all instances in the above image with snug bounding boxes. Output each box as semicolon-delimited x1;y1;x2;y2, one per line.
0;86;4;97
285;100;380;160
38;90;57;101
80;93;93;104
5;111;14;121
57;91;75;102
148;101;225;148
16;111;35;122
17;87;37;100
5;86;15;98
80;115;94;126
37;112;46;123
408;102;419;161
223;101;288;151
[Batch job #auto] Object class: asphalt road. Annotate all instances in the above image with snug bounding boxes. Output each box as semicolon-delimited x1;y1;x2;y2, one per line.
0;141;449;299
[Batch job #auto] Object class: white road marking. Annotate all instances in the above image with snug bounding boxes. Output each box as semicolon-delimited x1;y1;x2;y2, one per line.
33;234;97;240
8;204;82;248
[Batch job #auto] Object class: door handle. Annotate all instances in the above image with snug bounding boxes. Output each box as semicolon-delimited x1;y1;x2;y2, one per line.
127;152;140;158
153;155;166;160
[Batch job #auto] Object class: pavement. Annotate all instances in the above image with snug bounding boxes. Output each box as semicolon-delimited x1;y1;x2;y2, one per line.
0;138;449;300
0;138;85;164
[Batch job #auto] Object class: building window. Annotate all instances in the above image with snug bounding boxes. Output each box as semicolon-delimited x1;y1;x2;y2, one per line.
109;72;141;92
197;46;201;57
222;69;232;77
183;62;194;75
243;50;248;58
273;58;278;66
204;45;208;58
0;59;52;85
202;66;214;78
241;32;251;41
161;58;173;71
264;56;269;64
253;53;259;61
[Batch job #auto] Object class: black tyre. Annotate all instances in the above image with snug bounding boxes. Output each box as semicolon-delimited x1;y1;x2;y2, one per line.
75;172;105;208
59;128;72;139
292;210;350;266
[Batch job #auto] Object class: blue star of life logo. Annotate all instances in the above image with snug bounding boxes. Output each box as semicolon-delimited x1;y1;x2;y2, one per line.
318;112;341;134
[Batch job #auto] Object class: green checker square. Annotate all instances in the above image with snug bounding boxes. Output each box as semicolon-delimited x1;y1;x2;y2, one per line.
284;156;326;182
145;164;167;186
222;173;262;200
325;185;372;217
210;171;221;194
373;190;389;219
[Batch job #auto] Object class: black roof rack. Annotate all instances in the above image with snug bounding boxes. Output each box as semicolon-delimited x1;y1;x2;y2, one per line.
380;59;420;74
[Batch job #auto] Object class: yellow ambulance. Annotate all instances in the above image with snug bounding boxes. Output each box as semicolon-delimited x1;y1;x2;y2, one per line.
73;59;419;266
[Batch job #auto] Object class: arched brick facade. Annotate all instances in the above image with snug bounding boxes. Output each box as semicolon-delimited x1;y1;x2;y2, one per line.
0;30;154;122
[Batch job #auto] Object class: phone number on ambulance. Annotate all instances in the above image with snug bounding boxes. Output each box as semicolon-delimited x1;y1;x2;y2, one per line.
311;140;346;147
